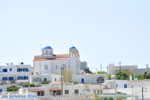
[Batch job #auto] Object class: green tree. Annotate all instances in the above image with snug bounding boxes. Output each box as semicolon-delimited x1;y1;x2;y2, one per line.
108;74;111;80
64;69;73;83
84;68;92;73
146;74;150;79
7;86;19;92
115;71;129;80
135;75;144;80
115;70;133;80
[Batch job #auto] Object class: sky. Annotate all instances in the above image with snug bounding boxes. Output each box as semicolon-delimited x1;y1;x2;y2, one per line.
0;0;150;72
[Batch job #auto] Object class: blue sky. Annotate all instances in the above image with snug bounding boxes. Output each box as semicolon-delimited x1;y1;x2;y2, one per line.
0;0;150;71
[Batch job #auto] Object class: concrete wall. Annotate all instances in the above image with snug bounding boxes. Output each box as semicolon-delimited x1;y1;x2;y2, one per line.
73;74;108;84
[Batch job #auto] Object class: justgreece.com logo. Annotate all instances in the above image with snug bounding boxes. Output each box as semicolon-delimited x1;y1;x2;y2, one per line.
2;94;37;99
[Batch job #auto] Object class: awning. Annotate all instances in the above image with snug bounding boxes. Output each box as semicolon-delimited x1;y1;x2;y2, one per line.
49;88;61;91
31;89;44;92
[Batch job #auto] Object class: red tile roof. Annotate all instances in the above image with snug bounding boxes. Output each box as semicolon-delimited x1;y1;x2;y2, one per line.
31;89;44;92
49;88;61;91
33;54;70;61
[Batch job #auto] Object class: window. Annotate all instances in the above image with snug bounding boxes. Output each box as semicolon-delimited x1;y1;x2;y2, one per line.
0;89;2;93
3;77;7;81
10;68;12;71
23;68;28;72
65;90;69;94
9;77;14;81
18;76;22;80
81;78;84;84
46;50;49;54
93;90;96;94
97;77;104;84
56;65;57;69
24;76;28;80
33;77;41;82
74;89;79;94
45;65;48;70
55;78;57;81
124;84;127;88
17;68;23;72
37;91;45;96
18;76;28;80
3;69;7;72
44;78;47;81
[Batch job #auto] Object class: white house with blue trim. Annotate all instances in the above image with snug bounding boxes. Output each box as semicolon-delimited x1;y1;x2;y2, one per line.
0;63;33;93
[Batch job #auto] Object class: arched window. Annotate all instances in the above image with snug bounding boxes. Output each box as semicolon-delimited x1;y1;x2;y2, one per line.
45;65;48;70
97;77;104;84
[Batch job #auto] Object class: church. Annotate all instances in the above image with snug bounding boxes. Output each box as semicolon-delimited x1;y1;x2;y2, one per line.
33;46;87;75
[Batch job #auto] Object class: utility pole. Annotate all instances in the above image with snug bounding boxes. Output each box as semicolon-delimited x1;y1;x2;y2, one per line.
142;86;144;100
107;66;108;73
60;67;64;95
119;61;121;71
96;68;97;74
146;64;148;69
100;64;102;72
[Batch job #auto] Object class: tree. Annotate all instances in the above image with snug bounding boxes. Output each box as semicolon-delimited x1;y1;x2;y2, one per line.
84;68;92;73
115;71;129;80
136;73;150;80
115;70;133;80
135;75;144;80
64;69;73;83
7;86;19;92
108;74;111;80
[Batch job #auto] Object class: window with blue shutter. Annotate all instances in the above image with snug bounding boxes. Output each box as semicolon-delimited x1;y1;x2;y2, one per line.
3;77;7;81
81;78;84;84
0;89;2;93
24;76;28;80
44;78;47;81
124;84;127;88
3;69;7;72
9;77;14;81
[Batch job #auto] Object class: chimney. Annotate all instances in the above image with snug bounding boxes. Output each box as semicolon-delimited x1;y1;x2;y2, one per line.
146;64;148;69
20;62;24;65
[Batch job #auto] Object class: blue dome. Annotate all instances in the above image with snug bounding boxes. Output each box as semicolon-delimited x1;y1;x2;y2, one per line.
70;46;76;49
43;46;53;49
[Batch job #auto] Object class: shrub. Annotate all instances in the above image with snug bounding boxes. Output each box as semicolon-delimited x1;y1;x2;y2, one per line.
7;86;19;92
41;80;49;84
22;83;36;87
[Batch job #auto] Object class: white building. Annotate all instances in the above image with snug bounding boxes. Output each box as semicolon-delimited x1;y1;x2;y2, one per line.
0;63;33;93
33;46;86;75
30;74;61;85
18;82;103;100
108;64;138;75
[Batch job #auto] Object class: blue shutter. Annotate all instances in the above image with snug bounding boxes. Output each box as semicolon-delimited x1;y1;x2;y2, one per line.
3;77;7;80
81;78;84;84
9;77;14;81
0;89;2;93
3;69;7;72
44;78;47;81
124;84;127;88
